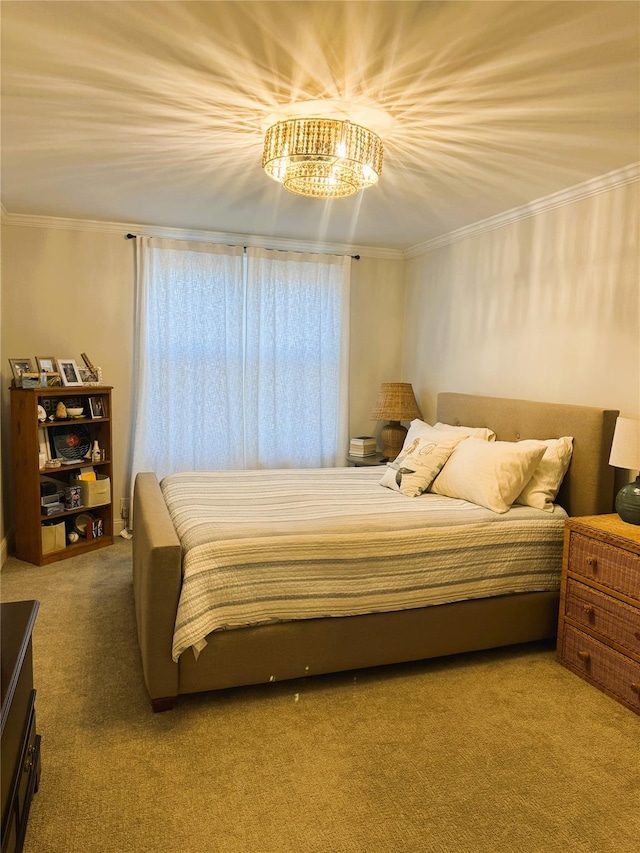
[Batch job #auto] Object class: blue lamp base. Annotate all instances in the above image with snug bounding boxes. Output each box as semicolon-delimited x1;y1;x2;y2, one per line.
615;475;640;525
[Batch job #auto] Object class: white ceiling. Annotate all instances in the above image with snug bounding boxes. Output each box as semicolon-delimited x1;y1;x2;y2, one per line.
1;1;639;251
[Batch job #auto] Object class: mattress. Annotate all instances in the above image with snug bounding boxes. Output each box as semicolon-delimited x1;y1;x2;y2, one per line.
161;467;567;661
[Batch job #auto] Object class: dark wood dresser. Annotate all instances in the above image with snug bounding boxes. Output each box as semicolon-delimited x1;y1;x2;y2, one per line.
557;515;640;715
1;601;41;853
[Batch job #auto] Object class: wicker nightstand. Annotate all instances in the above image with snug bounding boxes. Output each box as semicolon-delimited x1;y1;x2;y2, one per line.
557;514;640;715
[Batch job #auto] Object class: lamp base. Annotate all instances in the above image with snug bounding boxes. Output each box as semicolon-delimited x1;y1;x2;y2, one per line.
615;476;640;525
380;421;407;461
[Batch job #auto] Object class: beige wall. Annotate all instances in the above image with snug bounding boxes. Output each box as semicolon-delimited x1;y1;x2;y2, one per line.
349;255;406;438
1;227;135;549
402;182;640;426
0;225;405;551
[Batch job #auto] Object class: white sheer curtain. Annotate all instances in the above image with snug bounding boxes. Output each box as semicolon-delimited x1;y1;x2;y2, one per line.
244;248;351;468
130;238;245;482
130;238;350;490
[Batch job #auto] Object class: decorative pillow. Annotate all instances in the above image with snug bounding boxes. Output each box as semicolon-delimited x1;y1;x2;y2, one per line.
400;418;495;456
433;422;496;441
430;437;546;513
515;436;574;512
380;435;464;497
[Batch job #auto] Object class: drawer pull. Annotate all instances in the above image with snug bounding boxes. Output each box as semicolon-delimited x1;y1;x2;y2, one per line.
24;744;35;773
577;650;591;662
582;604;595;616
585;556;598;571
631;683;640;695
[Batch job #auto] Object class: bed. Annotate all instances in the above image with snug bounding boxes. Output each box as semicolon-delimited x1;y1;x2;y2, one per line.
132;392;618;711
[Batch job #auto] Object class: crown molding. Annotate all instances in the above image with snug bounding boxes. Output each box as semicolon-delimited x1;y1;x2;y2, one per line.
3;162;637;262
0;211;403;260
404;162;640;258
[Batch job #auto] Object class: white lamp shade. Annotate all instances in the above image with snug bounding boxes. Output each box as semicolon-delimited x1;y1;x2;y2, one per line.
609;417;640;471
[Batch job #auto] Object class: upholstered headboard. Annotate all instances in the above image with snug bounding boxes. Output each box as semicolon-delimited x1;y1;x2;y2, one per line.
436;393;618;518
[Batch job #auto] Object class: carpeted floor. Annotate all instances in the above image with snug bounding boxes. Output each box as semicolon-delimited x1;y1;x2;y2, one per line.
1;538;639;853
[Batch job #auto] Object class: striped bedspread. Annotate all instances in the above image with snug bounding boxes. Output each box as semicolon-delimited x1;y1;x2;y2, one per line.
161;467;567;661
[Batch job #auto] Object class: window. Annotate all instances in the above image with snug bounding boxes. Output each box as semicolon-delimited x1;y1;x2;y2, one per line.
130;238;350;486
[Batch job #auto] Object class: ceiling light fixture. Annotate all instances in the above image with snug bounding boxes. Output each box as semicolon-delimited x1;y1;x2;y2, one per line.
262;117;383;199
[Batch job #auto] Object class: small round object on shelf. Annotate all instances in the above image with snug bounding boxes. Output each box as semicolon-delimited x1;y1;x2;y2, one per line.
74;512;95;538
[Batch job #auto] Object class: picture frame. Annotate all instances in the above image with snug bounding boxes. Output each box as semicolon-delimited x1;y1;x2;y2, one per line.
48;424;92;461
78;366;103;385
36;356;56;373
8;358;34;384
45;372;62;387
57;358;83;387
88;396;104;419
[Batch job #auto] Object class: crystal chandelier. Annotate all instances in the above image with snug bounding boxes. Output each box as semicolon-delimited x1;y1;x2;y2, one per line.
262;117;383;198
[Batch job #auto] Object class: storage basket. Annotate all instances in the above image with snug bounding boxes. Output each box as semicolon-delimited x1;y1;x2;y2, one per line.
41;521;66;554
71;474;111;508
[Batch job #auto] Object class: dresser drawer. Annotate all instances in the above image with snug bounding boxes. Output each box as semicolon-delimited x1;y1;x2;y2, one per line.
565;578;640;655
562;624;640;712
568;533;640;600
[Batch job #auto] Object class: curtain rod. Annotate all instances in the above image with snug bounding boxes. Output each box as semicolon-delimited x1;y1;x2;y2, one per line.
125;233;360;260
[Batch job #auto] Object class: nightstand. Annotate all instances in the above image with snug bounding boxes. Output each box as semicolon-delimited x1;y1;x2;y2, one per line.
557;514;640;715
347;453;388;467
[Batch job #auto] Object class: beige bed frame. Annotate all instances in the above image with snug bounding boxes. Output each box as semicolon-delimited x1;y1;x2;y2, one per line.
133;393;618;711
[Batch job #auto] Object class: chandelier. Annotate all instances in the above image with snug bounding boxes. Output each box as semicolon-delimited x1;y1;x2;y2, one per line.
262;117;383;199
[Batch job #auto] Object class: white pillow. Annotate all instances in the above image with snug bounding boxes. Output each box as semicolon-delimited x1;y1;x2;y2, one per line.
401;418;494;455
380;435;464;497
430;437;546;513
515;436;573;512
434;422;496;441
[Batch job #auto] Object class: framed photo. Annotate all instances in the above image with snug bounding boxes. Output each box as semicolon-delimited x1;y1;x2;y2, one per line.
57;358;83;387
36;356;56;373
45;372;62;387
8;358;34;384
88;396;104;418
79;366;102;385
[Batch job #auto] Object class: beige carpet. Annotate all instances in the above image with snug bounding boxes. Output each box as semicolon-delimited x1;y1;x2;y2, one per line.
1;538;639;853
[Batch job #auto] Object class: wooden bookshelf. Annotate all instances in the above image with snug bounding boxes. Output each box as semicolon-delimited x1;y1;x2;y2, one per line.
10;386;114;565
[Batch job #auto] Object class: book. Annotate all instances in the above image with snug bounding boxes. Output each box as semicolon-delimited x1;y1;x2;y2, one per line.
77;465;97;481
350;436;376;445
349;436;377;456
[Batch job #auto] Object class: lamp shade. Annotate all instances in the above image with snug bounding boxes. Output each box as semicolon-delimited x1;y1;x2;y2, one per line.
370;383;422;460
609;417;640;525
370;383;422;422
609;417;640;470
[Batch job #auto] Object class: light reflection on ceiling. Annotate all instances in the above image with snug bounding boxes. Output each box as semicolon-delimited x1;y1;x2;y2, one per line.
1;0;638;250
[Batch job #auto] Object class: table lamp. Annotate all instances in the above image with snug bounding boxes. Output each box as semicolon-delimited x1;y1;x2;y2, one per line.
370;382;422;460
608;416;640;525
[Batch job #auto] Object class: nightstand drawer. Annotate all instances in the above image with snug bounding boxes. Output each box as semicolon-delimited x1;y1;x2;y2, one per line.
565;579;640;655
562;624;640;712
568;533;640;600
